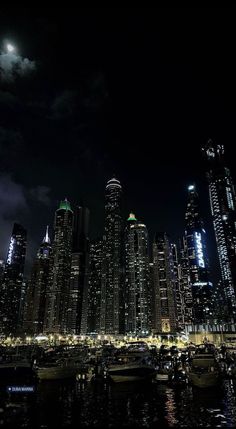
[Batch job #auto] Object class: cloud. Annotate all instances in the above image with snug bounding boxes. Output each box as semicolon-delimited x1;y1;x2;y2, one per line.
0;175;27;217
51;90;77;119
0;52;36;83
0;90;21;110
0;126;24;171
0;126;23;149
50;73;108;120
28;185;51;205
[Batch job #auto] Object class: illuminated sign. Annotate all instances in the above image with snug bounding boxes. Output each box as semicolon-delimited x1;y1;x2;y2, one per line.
195;232;205;268
7;237;15;265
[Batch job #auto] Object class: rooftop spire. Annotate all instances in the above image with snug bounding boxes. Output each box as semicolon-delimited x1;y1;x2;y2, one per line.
58;198;73;212
127;212;137;221
43;225;50;244
106;177;122;189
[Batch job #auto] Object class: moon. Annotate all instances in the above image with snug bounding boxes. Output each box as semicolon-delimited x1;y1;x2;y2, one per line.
7;43;15;53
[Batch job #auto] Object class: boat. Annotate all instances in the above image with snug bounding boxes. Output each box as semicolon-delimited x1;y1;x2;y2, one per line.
35;357;81;381
107;359;155;383
188;344;219;388
0;354;36;384
170;362;189;386
155;356;174;382
106;343;155;383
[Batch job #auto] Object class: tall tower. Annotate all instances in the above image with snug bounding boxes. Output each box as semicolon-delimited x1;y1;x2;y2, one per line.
45;199;73;333
23;226;52;335
0;223;27;335
67;206;90;334
202;140;236;319
184;184;213;323
100;177;122;335
179;237;193;326
0;260;5;285
83;238;103;334
125;213;150;335
171;243;185;330
152;233;177;333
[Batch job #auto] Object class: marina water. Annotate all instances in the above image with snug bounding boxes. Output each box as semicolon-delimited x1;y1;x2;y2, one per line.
1;379;236;427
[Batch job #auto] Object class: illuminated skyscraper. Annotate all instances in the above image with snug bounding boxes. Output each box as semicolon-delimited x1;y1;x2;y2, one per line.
184;184;212;323
0;260;5;288
67;206;90;334
23;226;52;335
171;243;185;329
179;237;193;325
44;199;73;333
0;223;27;335
152;232;177;333
100;177;123;334
82;239;103;334
202;140;236;319
125;213;150;335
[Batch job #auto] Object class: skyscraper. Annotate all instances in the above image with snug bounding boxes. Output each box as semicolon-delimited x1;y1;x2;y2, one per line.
0;223;27;335
184;184;213;323
125;213;150;335
179;237;193;326
100;177;123;335
67;206;90;334
23;227;52;335
0;260;5;285
44;199;73;333
202;140;236;319
82;238;103;334
171;243;185;330
152;232;177;333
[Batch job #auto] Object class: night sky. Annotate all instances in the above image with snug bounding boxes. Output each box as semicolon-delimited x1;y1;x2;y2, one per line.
0;7;236;278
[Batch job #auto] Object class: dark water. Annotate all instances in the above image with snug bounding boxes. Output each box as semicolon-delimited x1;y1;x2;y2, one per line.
1;379;236;428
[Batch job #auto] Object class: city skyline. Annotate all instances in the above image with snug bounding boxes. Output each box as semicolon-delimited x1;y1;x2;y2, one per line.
1;140;236;337
1;8;236;278
1;8;236;334
0;163;230;283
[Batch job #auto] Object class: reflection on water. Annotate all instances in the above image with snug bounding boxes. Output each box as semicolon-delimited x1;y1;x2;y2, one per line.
1;380;236;427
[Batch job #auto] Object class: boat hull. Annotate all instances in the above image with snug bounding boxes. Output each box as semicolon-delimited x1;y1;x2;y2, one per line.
37;367;77;381
0;365;36;384
189;371;219;388
155;373;169;382
108;364;155;383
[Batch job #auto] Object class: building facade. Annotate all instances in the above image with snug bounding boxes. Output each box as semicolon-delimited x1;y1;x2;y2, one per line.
152;232;177;333
202;140;236;320
171;243;185;329
184;184;213;323
23;227;52;335
100;177;123;335
44;199;73;333
124;213;150;335
82;239;103;334
67;206;90;334
179;237;193;326
0;223;27;336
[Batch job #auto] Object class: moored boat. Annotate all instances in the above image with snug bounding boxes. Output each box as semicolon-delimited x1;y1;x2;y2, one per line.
107;360;155;383
0;354;36;384
155;356;174;382
107;343;155;383
35;357;80;381
188;344;219;388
